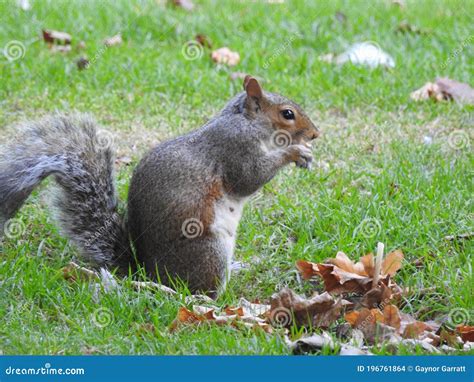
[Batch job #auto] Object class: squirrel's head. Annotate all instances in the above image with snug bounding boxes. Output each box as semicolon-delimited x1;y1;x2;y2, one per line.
242;75;320;144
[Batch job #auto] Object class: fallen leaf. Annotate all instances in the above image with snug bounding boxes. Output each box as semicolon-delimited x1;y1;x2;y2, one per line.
224;306;244;316
340;344;373;355
361;282;393;308
288;332;373;355
382;250;403;276
295;259;319;280
172;0;194;11
395;21;430;35
436;78;474;104
238;298;270;317
457;325;474;343
402;321;431;339
195;34;212;48
76;57;89;70
104;34;122;47
42;29;72;45
312;298;346;329
383;305;401;330
411;78;474;105
269;287;343;328
289;332;334;354
297;250;404;295
211;47;240;66
62;261;99;282
130;280;177;295
444;232;474;241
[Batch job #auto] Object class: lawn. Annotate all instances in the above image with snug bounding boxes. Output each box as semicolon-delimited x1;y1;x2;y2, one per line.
0;0;472;355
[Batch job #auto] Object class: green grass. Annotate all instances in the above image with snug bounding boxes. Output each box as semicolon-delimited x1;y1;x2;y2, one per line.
0;0;473;355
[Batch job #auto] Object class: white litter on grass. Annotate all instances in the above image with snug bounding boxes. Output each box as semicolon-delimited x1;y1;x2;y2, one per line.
423;136;433;145
17;0;31;10
321;42;395;68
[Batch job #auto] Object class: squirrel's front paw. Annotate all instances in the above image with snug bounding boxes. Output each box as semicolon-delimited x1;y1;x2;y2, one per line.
286;144;313;169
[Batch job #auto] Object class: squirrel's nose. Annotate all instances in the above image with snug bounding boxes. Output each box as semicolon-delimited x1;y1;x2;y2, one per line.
309;128;320;140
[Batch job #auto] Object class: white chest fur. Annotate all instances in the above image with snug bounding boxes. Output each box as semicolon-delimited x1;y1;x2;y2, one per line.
211;194;246;240
210;194;247;292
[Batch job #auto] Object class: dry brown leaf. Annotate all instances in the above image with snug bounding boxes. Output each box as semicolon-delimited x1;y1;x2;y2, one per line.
170;300;271;332
195;34;212;48
297;250;404;295
225;306;244;316
211;47;240;66
312;299;347;329
295;259;319;280
76;57;89;70
436;78;474;104
172;0;194;11
42;29;72;45
395;21;430;35
62;261;99;282
362;282;393;308
345;308;398;345
381;250;403;276
411;78;474;105
238;298;270;317
269;287;342;328
457;325;474;343
104;34;122;47
344;311;360;327
439;328;461;347
402;321;431;339
383;305;401;330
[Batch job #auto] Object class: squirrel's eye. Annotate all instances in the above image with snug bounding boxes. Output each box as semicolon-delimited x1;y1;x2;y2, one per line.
281;109;295;120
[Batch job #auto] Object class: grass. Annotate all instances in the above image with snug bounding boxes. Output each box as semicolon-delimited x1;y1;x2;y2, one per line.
0;0;473;355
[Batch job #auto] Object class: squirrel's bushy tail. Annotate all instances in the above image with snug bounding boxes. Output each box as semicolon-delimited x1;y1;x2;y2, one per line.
0;114;133;271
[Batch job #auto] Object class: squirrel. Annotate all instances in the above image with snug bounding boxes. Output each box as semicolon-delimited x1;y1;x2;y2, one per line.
0;76;319;298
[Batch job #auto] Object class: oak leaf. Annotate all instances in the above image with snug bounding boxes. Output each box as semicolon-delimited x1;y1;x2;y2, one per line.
297;250;404;294
269;287;346;328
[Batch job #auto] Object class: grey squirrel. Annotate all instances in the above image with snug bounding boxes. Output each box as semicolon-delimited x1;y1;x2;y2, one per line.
0;76;319;297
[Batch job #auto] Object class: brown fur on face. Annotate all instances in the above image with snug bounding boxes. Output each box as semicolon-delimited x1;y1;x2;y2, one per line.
263;102;320;144
242;76;320;145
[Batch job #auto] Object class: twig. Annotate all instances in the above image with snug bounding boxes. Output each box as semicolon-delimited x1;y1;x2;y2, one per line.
372;242;384;288
444;232;474;241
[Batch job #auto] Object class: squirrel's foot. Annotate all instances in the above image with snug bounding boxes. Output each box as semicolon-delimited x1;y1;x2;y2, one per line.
286;144;313;169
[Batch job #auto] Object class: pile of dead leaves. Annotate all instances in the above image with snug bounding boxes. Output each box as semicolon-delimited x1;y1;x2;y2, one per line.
171;244;473;355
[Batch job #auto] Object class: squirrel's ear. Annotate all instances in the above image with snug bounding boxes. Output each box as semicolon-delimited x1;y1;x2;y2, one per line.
243;75;263;100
